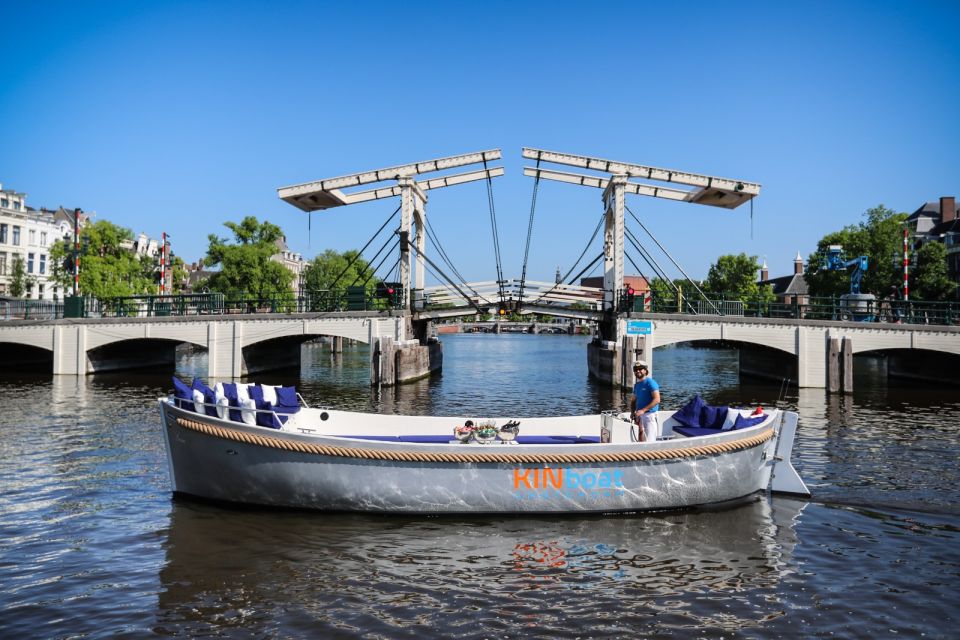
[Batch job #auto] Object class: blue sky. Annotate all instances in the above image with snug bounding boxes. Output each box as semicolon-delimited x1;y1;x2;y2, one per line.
2;0;957;286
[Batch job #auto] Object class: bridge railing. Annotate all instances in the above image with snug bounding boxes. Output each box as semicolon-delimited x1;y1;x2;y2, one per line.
639;291;959;326
0;299;65;320
64;289;407;319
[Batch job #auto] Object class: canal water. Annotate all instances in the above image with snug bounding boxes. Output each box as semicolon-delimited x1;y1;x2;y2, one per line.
0;334;957;638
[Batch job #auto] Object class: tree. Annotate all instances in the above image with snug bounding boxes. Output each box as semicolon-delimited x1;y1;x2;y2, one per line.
9;255;35;297
911;241;956;301
301;249;375;292
805;205;908;298
703;253;774;302
203;216;294;299
48;220;155;299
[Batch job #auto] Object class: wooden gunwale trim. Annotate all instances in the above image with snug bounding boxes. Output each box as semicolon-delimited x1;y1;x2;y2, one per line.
173;416;774;464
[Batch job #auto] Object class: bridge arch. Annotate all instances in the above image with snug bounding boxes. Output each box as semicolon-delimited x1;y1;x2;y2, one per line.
0;340;53;372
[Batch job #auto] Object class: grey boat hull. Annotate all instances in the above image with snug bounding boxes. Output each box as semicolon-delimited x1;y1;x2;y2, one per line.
158;401;807;514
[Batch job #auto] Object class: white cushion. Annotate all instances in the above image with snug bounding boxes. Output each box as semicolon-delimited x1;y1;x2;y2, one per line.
721;407;737;431
215;393;229;419
236;383;250;403
261;384;277;406
240;397;257;425
192;389;205;414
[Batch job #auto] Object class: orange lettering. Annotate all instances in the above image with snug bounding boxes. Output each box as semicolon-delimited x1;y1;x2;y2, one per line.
513;468;533;490
544;468;563;489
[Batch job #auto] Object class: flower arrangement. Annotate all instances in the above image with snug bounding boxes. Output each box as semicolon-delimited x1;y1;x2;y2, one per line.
453;419;498;443
453;423;476;442
474;420;498;444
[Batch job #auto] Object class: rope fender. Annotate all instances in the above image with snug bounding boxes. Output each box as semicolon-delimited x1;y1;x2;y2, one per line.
173;417;774;465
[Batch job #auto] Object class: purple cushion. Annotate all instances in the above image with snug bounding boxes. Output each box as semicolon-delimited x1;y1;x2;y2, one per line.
221;383;242;422
249;385;280;428
699;404;726;430
672;395;705;428
171;377;193;409
191;378;217;417
733;414;766;429
674;425;724;438
275;386;300;414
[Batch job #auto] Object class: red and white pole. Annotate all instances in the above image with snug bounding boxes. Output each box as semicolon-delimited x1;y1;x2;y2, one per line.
902;227;909;301
73;208;80;296
160;232;166;295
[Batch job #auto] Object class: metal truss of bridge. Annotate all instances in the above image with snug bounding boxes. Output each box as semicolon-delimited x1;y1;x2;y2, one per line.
420;279;603;321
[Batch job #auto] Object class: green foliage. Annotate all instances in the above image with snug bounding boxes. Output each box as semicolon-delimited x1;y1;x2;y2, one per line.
48;220;157;298
911;241;956;301
204;216;294;299
302;249;375;293
9;254;35;297
703;253;775;302
805;205;908;298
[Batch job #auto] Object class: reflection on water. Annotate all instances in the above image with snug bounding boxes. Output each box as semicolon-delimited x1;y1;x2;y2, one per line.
1;336;958;637
156;497;806;638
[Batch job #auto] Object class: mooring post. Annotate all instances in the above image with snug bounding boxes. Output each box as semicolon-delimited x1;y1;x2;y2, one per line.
827;337;841;393
841;337;853;394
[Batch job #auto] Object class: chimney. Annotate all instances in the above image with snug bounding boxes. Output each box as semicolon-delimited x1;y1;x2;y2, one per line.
760;260;768;282
794;252;804;275
941;196;956;224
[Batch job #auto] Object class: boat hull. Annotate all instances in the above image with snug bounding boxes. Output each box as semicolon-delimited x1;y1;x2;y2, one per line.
159;402;795;514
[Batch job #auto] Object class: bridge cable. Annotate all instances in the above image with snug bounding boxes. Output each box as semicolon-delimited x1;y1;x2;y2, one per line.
564;252;605;287
348;234;400;288
529;213;605;305
423;216;492;305
625;205;721;315
328;205;400;290
404;234;482;313
360;255;401;289
625;225;699;314
625;227;675;287
483;158;507;307
516;158;542;310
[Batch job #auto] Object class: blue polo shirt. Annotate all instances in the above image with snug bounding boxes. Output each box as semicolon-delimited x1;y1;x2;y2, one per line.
633;377;660;413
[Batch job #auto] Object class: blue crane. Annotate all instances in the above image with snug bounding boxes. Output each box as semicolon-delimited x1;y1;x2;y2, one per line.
822;245;868;294
822;245;874;321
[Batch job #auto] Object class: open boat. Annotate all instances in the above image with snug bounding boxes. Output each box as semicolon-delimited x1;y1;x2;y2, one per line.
159;380;810;514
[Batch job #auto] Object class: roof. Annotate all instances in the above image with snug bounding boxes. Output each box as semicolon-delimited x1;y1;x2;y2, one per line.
759;273;808;296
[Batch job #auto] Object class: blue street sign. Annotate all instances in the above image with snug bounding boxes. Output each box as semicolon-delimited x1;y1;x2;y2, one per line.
626;320;652;335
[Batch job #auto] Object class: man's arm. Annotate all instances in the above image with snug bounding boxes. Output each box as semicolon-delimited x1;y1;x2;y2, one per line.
629;393;637;414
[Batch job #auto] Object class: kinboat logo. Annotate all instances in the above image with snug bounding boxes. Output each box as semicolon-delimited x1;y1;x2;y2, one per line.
512;468;625;501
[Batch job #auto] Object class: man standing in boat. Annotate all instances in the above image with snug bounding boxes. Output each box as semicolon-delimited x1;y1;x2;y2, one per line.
630;361;661;442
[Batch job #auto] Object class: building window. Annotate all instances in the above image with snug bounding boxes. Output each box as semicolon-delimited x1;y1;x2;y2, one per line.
28;252;35;273
40;254;46;274
41;232;47;247
0;252;6;275
0;198;7;208
12;226;20;245
13;201;21;211
38;284;45;299
29;229;36;245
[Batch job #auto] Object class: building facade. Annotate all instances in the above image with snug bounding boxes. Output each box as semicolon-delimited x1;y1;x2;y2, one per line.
907;196;959;291
0;184;79;300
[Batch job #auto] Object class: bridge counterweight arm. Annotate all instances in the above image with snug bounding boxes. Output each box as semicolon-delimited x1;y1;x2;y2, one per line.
317;167;505;208
523;167;691;204
279;150;502;211
523;147;760;194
